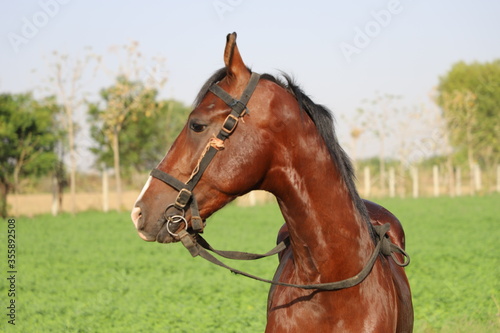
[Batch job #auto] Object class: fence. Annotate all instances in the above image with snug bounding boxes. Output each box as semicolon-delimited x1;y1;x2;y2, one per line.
358;164;500;198
9;164;499;216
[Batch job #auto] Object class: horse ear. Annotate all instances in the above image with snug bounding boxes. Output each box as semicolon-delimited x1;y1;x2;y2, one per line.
224;32;249;80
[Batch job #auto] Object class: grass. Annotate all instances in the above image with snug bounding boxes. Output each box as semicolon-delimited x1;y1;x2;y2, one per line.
1;195;499;332
378;195;500;332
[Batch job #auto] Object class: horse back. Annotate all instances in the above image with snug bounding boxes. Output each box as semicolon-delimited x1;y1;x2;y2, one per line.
363;199;406;250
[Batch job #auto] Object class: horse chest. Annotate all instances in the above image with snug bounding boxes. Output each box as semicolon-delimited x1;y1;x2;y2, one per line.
266;258;398;332
267;288;376;332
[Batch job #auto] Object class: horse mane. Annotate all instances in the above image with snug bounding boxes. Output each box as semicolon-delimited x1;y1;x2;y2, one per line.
194;68;375;240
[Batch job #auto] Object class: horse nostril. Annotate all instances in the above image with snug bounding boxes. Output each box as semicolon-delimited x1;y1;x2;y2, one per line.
131;206;142;229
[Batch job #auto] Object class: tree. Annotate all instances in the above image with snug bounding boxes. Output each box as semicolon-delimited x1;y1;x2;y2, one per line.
0;93;59;217
440;90;478;193
91;77;156;210
341;108;366;172
357;93;402;196
88;41;167;210
46;49;100;214
89;99;190;174
437;60;500;172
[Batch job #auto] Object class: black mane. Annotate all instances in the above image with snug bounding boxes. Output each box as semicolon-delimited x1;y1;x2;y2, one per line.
194;69;374;240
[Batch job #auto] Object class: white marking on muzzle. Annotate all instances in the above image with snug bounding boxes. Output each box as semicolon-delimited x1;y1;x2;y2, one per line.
135;176;152;205
131;206;141;229
131;176;152;229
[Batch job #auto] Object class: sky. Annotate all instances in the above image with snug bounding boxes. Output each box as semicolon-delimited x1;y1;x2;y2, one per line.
1;0;499;171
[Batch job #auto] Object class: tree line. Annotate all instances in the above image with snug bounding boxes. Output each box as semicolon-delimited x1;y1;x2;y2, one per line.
1;49;499;217
345;59;499;198
1;42;190;217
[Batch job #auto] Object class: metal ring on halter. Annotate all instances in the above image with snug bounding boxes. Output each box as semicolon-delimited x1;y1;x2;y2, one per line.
164;204;185;219
166;215;188;237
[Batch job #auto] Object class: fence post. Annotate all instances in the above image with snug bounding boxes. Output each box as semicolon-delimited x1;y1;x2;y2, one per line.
433;165;439;197
474;164;482;193
102;163;109;212
411;166;418;198
469;166;475;195
456;167;462;196
51;175;59;216
364;166;371;197
389;167;395;198
447;163;455;197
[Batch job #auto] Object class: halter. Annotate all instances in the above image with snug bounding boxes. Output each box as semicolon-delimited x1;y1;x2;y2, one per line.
149;72;261;251
150;72;410;290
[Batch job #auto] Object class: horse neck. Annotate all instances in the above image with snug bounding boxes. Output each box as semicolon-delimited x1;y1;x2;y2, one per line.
263;119;374;283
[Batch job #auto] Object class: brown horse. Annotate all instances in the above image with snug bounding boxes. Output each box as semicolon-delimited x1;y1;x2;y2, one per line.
131;33;413;332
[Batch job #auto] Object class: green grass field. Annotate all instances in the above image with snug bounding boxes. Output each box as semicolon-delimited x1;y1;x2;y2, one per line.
1;195;499;332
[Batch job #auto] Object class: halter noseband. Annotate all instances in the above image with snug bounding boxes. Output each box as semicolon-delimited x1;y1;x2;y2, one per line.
149;72;261;247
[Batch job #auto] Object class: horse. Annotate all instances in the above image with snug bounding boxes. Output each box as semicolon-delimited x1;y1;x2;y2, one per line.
131;32;413;332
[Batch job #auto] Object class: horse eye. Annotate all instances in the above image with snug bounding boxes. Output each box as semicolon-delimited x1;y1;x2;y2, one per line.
190;121;207;133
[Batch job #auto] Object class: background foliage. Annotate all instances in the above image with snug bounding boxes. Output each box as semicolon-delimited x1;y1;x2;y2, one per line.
89;97;190;174
437;60;500;167
0;93;59;217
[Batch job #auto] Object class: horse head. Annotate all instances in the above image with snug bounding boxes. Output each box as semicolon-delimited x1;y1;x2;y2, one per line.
131;33;296;243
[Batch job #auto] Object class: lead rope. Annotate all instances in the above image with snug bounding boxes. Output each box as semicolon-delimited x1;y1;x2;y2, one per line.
179;223;410;290
186;136;226;184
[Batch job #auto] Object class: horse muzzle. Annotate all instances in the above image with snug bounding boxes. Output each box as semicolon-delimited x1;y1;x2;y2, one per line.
131;205;195;244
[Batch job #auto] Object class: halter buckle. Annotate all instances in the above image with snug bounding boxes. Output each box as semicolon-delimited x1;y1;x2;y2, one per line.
175;188;192;209
221;114;239;134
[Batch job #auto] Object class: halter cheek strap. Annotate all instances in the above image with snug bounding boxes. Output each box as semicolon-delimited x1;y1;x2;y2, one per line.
150;72;261;240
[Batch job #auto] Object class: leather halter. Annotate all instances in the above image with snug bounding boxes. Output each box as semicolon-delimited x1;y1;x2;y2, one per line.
150;72;261;249
150;72;410;290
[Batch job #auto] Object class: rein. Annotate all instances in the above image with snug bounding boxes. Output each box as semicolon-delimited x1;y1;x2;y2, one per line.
150;72;410;290
186;223;409;290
